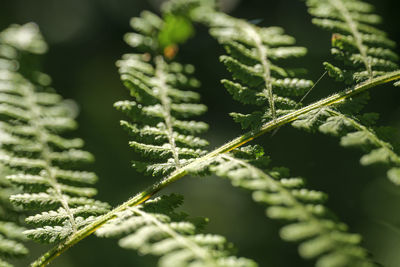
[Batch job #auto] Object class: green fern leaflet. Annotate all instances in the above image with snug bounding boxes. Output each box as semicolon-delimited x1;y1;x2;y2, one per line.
0;23;109;246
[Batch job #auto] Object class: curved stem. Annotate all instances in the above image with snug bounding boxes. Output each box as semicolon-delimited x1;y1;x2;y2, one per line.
243;23;276;119
155;56;182;168
31;70;400;267
24;82;77;232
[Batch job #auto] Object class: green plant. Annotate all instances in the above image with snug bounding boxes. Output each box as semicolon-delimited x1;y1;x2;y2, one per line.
0;23;109;266
0;0;400;266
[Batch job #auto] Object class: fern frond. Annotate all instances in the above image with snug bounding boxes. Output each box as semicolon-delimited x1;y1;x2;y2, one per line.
292;0;400;185
107;11;261;266
196;145;376;267
0;23;47;55
195;10;313;129
0;166;26;267
0;23;45;266
115;11;209;178
0;156;29;265
96;194;256;267
0;221;28;267
292;102;400;185
306;0;399;86
0;23;109;244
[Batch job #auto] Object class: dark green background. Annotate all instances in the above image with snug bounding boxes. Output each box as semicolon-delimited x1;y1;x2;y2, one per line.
1;0;400;266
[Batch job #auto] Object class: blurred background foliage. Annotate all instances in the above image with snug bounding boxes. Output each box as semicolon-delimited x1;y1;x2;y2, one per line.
1;0;400;266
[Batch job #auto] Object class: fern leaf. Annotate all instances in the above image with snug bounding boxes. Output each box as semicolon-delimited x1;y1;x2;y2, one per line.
202;145;377;267
0;23;109;245
291;0;400;185
0;221;28;267
96;194;257;267
0;233;27;258
115;11;209;178
0;173;28;265
292;104;400;185
0;23;47;54
306;0;399;86
0;23;47;267
195;10;313;129
0;167;27;264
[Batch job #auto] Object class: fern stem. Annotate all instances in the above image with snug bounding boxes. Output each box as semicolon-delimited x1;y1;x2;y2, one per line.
30;70;400;267
24;86;78;233
243;23;276;119
155;56;182;168
329;0;373;78
326;108;400;164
